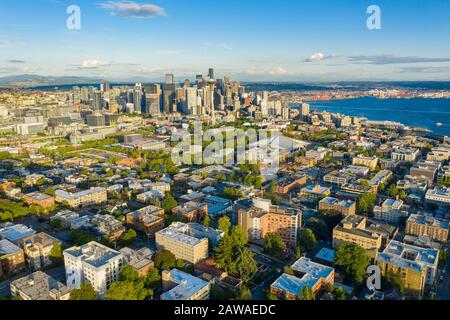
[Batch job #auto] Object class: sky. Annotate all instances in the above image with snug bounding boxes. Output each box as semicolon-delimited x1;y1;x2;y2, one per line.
0;0;450;82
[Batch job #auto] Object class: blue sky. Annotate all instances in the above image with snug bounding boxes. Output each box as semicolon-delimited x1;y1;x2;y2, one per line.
1;0;450;81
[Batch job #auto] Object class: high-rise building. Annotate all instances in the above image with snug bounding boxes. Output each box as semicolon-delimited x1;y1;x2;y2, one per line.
63;242;124;298
162;83;176;114
165;74;174;85
208;68;214;80
301;103;310;117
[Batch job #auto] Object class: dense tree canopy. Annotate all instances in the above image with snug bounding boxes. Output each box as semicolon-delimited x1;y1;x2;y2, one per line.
69;283;98;300
264;233;286;257
334;243;371;285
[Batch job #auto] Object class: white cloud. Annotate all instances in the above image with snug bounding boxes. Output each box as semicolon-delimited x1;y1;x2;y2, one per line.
304;52;336;62
78;59;113;69
100;1;166;18
270;66;290;76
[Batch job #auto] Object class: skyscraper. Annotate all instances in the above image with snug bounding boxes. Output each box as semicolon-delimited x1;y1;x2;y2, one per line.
165;74;174;85
301;103;310;117
208;68;214;80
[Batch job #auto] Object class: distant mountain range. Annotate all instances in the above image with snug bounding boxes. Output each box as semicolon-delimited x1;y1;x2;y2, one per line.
0;74;105;88
1;74;450;91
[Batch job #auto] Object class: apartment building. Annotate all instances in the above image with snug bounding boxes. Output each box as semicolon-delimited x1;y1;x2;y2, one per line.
391;148;420;162
299;185;331;200
0;223;36;243
55;187;107;208
319;197;356;216
375;241;439;298
426;187;450;207
274;175;307;195
156;222;224;264
238;198;302;246
352;155;379;171
270;257;334;299
91;215;125;241
406;214;449;243
161;269;210;300
323;166;369;186
64;242;124;298
10;271;70;300
410;161;441;186
120;247;154;278
172;202;208;223
126;205;165;238
22;192;55;209
15;232;61;270
333;215;383;253
374;199;409;224
0;239;25;273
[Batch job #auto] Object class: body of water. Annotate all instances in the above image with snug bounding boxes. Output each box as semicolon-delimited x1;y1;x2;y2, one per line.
299;97;450;136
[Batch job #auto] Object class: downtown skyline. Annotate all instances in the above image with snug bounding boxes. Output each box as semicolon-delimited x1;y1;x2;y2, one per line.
1;0;450;81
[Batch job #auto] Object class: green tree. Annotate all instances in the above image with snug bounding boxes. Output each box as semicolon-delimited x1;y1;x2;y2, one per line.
105;281;148;300
161;194;178;213
203;214;212;227
264;233;286;257
299;286;315;300
295;246;302;259
154;250;177;271
120;229;137;246
357;193;377;215
49;243;63;265
145;268;161;289
218;216;231;235
119;265;140;283
230;225;248;248
232;247;258;283
69;283;98;300
334;243;370;285
298;228;317;252
223;188;243;200
239;286;253;300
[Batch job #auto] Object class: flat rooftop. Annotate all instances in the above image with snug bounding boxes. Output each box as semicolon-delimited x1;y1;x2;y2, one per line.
161;269;209;300
0;239;22;255
64;241;122;268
